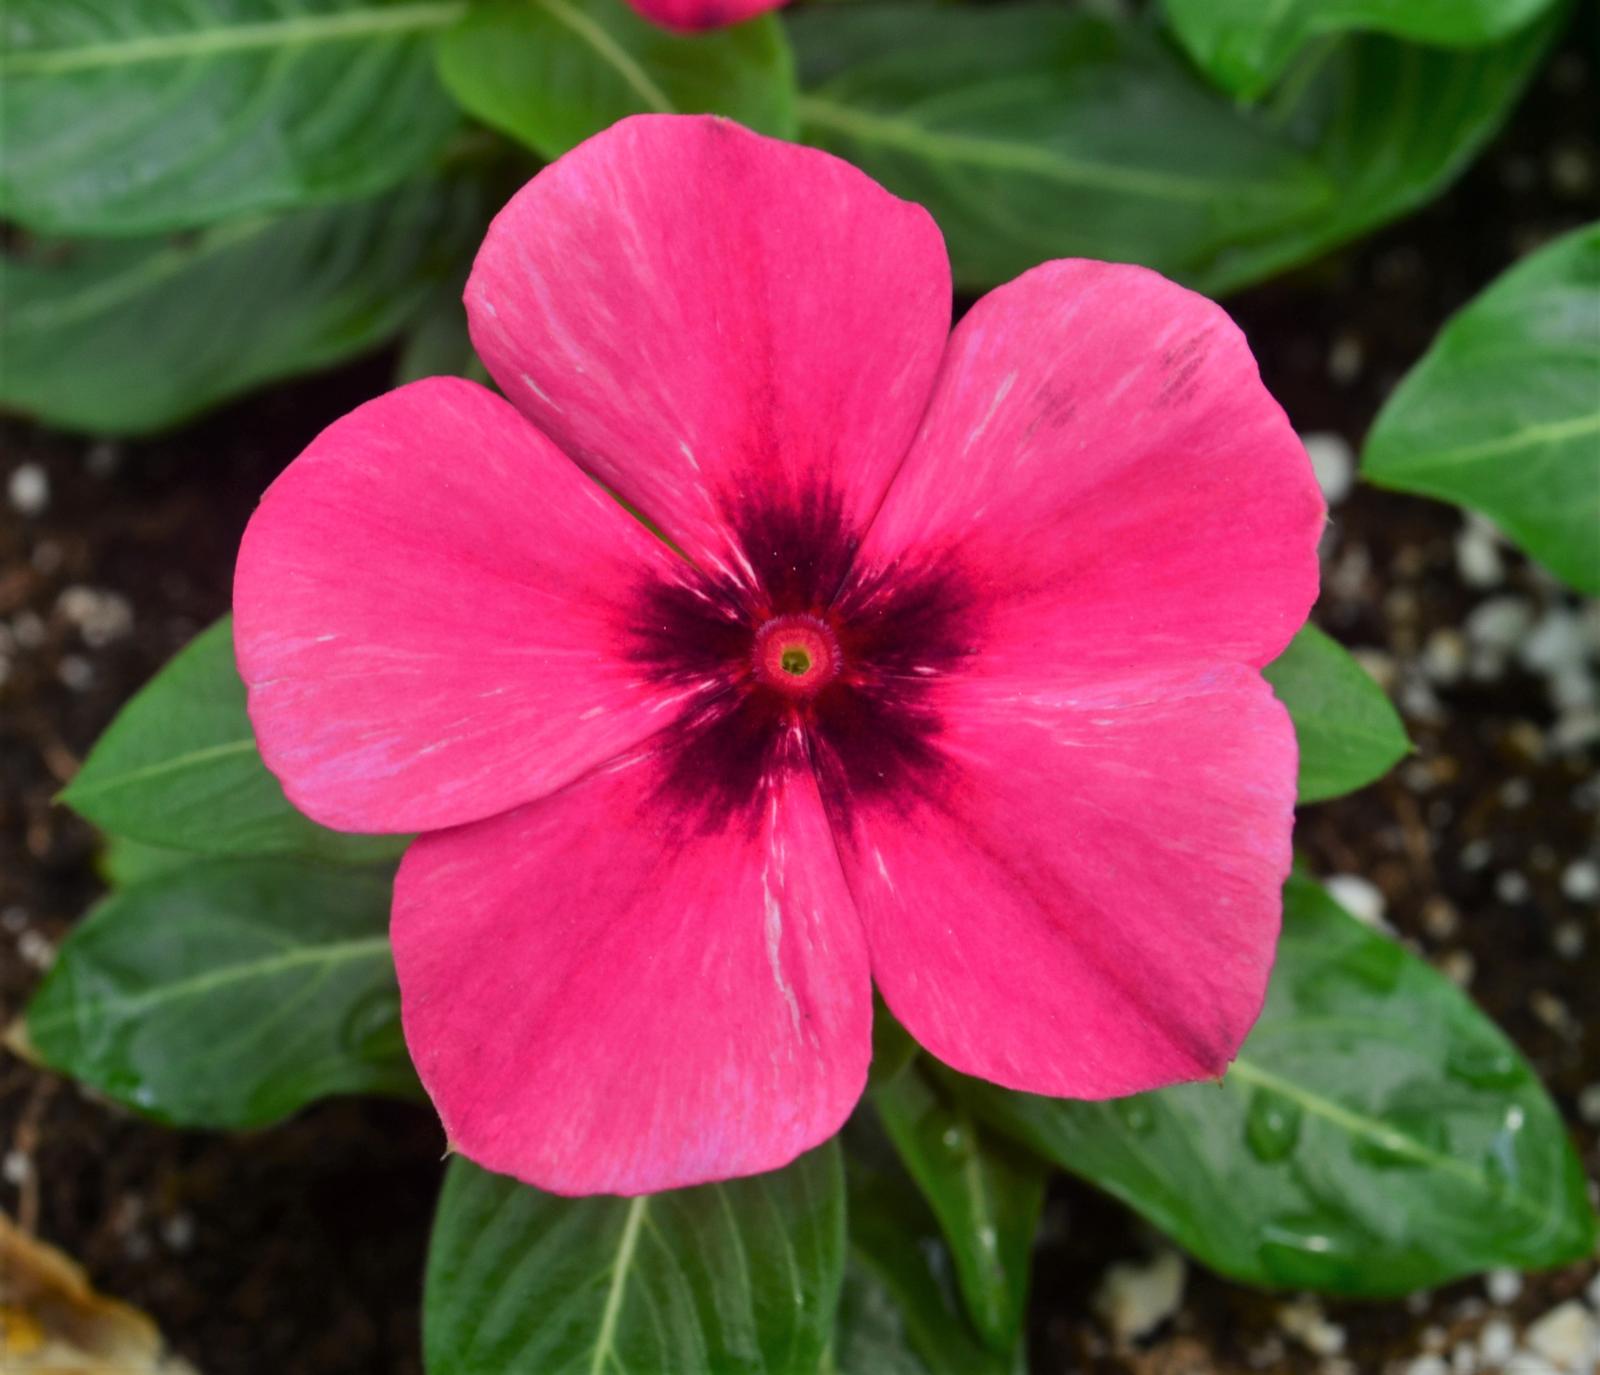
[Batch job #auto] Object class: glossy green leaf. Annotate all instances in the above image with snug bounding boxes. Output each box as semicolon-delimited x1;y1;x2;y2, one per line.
874;1058;1046;1352
0;176;483;435
436;0;795;160
61;618;406;864
791;3;1331;292
1161;0;1555;101
425;1143;844;1375
0;0;463;235
946;876;1597;1296
1192;12;1560;293
1364;222;1600;594
1265;625;1410;802
23;858;414;1127
834;1119;1018;1375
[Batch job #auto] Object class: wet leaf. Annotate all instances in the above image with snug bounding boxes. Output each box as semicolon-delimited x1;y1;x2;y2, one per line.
24;858;416;1128
873;1057;1046;1352
834;1117;1020;1375
945;876;1597;1295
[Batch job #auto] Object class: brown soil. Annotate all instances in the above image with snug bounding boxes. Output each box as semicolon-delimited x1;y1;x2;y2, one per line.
2;14;1596;1374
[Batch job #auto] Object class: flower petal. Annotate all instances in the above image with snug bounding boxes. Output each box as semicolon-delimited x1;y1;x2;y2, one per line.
624;0;784;29
857;260;1324;675
234;377;693;834
466;114;951;574
835;665;1296;1098
394;724;871;1195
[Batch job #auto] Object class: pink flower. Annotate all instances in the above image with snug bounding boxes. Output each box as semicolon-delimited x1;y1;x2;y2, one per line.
623;0;782;29
234;115;1323;1197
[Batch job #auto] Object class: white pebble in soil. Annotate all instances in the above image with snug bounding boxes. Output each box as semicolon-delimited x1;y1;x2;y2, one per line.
1405;1357;1449;1375
1487;1269;1524;1306
1524;1300;1598;1373
57;654;94;692
1456;518;1507;588
1092;1249;1185;1342
7;462;49;516
17;930;56;970
1481;1320;1517;1365
1560;860;1598;903
1276;1297;1346;1356
1495;872;1532;904
2;1150;31;1187
1423;629;1469;685
1301;432;1355;505
1466;597;1534;655
55;585;134;648
1325;874;1387;929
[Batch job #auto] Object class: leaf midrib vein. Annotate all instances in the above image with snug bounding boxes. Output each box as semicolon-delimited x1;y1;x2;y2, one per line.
29;936;391;1034
1;3;470;76
64;739;260;801
795;93;1311;205
535;0;674;115
1228;1057;1547;1224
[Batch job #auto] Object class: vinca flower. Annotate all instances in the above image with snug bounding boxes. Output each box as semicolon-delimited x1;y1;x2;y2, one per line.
234;115;1324;1196
624;0;782;29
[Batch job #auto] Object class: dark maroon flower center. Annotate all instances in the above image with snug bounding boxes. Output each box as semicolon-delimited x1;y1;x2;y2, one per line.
631;492;975;831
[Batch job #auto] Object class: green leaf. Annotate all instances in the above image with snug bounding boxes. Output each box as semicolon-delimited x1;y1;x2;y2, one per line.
833;1117;1018;1375
424;1143;844;1375
791;2;1556;296
0;176;483;435
23;858;415;1127
1363;222;1600;594
61;618;406;864
1191;12;1560;294
791;3;1332;292
1265;625;1410;802
945;876;1597;1296
0;0;464;236
436;0;795;160
395;280;490;387
874;1058;1046;1352
96;835;200;888
1161;0;1556;101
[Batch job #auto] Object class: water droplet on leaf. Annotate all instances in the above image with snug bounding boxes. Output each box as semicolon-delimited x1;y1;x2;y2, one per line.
1445;1043;1521;1089
1245;1089;1302;1162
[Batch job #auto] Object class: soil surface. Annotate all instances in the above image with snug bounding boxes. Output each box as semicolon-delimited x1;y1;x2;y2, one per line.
2;13;1597;1375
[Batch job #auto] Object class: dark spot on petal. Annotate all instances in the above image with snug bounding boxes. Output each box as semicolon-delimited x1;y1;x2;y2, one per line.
1157;332;1209;408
